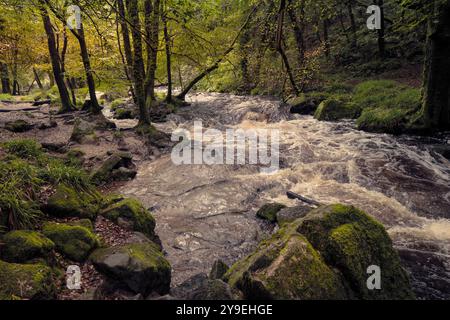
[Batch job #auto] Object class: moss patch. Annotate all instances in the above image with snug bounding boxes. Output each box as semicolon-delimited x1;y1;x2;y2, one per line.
256;203;286;223
0;260;56;300
42;222;99;262
1;230;55;264
314;99;361;121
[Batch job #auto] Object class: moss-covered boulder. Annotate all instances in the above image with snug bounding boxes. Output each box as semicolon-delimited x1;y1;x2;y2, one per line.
256;203;286;223
0;261;56;300
276;205;312;226
314;99;361;121
70;118;96;143
42;222;99;262
5;120;34;133
90;242;171;296
287;95;321;115
209;260;229;280
297;204;415;300
43;184;101;220
100;198;156;240
172;273;234;300
90;152;134;185
1;230;55;264
224;219;347;300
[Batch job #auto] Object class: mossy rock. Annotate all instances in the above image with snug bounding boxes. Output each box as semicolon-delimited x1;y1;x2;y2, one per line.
209;260;229;280
224;220;348;300
0;260;56;300
1;230;55;264
70;118;96;143
114;108;134;120
276;205;313;226
172;273;234;300
100;198;156;240
256;203;286;223
90;242;171;296
314;99;361;121
42;222;99;262
5;120;34;133
43;184;101;220
90;152;134;185
287;95;321;115
297;204;415;300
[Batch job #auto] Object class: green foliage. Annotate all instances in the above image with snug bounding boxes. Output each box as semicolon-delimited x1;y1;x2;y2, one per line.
0;93;13;101
2;139;43;159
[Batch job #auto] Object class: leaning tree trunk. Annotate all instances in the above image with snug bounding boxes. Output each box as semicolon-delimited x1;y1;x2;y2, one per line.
287;0;305;64
1;62;11;94
33;68;44;90
129;0;151;125
420;0;450;130
38;0;74;112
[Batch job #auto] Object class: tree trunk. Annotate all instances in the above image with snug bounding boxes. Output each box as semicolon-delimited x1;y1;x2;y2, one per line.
323;19;330;58
1;62;11;94
60;29;76;106
420;0;450;130
162;8;172;103
117;0;134;81
38;0;74;112
287;0;305;64
144;0;160;104
12;45;19;95
347;0;358;47
33;68;44;90
129;0;151;125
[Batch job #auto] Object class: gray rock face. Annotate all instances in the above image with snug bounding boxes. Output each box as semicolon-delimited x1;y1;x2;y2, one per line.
209;260;229;280
5;120;34;132
172;273;234;300
276;205;313;226
90;242;171;296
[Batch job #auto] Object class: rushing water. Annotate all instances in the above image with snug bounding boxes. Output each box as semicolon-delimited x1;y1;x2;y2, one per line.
114;92;450;299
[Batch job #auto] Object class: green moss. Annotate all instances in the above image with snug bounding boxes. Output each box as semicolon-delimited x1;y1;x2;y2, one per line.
90;152;133;185
43;184;101;220
256;203;286;223
111;98;127;111
1;230;55;264
314;99;361;121
297;204;415;300
42;222;99;262
101;198;156;239
114;108;133;120
0;260;56;300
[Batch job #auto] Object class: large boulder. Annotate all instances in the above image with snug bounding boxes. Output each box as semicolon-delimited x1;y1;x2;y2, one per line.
5;120;34;133
288;95;322;115
224;220;348;300
1;230;55;264
171;273;234;300
90;152;135;185
42;222;99;262
209;260;229;280
90;242;171;296
256;203;286;223
42;184;101;220
297;204;415;300
225;204;415;300
70;118;96;143
314;99;361;121
0;261;56;300
276;205;313;226
100;198;156;241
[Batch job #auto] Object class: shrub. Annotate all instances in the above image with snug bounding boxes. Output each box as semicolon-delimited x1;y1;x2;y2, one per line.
2;139;43;159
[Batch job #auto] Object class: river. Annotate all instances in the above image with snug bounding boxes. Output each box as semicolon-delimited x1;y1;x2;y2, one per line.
111;92;450;299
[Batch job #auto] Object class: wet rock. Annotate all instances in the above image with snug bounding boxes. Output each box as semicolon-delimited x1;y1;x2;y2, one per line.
172;273;234;300
42;184;101;220
5;119;34;132
288;95;320;115
256;203;286;223
276;205;313;226
209;260;229;280
90;152;135;185
314;99;361;121
297;204;415;299
1;230;55;264
0;260;56;300
225;204;415;300
431;144;450;161
42;222;99;262
90;242;171;296
100;198;157;242
111;167;137;181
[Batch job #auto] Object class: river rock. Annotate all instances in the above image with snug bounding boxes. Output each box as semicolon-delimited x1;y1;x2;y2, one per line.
256;203;286;223
171;273;234;300
100;198;157;242
276;204;313;226
90;152;135;185
90;242;171;296
1;230;55;264
209;260;229;280
42;183;101;220
70;118;96;143
225;204;415;300
0;260;56;300
5;119;34;132
288;95;321;115
42;222;99;262
314;99;361;121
